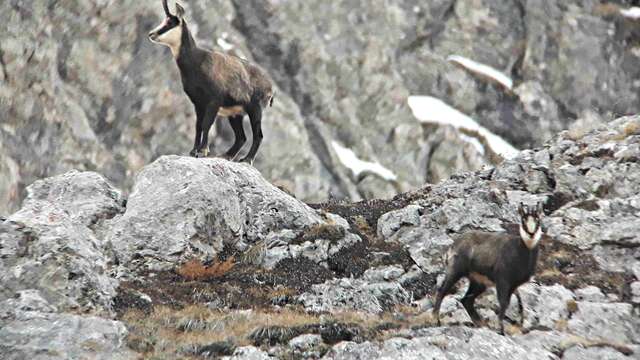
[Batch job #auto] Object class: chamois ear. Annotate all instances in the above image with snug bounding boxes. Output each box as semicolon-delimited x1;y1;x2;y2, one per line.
537;201;545;216
175;2;185;18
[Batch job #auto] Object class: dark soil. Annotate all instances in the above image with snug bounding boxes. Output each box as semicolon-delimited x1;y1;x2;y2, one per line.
537;238;635;301
310;186;432;236
249;322;364;347
113;256;334;316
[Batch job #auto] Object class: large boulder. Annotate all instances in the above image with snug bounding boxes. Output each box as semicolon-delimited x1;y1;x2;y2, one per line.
107;156;328;272
0;170;123;312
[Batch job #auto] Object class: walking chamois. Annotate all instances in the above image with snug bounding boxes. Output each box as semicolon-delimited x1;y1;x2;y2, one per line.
149;0;274;163
433;202;545;335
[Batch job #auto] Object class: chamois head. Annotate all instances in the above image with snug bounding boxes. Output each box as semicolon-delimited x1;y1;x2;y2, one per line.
517;202;544;249
148;0;186;55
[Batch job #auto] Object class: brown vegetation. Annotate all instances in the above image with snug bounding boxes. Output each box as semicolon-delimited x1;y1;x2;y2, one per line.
177;257;236;281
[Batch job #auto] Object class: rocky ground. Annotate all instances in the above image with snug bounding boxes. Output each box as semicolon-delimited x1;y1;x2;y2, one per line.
1;116;639;359
2;0;640;214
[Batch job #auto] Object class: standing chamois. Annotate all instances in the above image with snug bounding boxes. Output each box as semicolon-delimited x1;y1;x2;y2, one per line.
433;202;545;335
149;0;274;163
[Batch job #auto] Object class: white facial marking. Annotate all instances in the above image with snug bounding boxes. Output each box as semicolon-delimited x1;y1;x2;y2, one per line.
520;225;542;249
526;216;537;233
150;20;182;57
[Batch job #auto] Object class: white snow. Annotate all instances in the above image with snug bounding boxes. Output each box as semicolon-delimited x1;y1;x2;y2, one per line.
459;133;485;155
331;141;398;181
620;7;640;20
407;96;519;159
447;55;513;90
217;37;234;51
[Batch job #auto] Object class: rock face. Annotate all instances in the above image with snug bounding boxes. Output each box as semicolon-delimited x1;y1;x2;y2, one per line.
3;1;640;213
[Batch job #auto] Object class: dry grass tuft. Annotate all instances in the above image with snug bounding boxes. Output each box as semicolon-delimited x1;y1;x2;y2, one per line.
177;257;236;281
603;120;640;141
566;299;578;315
593;3;620;17
122;306;323;358
623;121;640;137
121;305;448;358
297;222;346;244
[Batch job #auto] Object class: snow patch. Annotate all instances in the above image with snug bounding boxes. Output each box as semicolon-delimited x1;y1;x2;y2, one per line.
447;55;513;90
407;96;519;159
621;7;640;20
331;141;397;181
217;35;234;51
459;133;485;155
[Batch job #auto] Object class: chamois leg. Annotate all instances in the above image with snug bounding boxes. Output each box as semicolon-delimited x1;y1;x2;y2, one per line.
514;289;524;326
197;103;220;157
433;270;463;327
223;115;246;161
239;106;263;165
496;282;514;335
460;280;487;327
190;106;205;157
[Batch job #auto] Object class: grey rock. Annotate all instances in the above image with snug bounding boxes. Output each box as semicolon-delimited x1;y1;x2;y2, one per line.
575;286;607;303
377;205;422;239
507;283;575;329
18;170;125;228
288;334;323;351
631;282;640;305
591;245;640;276
325;327;556;360
299;277;411;314
0;145;21;215
563;346;631;360
0;291;134;360
362;265;406;282
261;216;361;269
222;346;272;360
567;301;639;344
323;341;382;360
1;171;121;312
107;156;324;272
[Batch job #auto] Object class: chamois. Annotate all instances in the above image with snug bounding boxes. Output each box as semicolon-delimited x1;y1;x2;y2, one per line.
148;0;274;163
433;202;544;335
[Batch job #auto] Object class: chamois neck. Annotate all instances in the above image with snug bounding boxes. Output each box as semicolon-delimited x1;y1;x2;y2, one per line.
519;224;542;250
175;21;198;63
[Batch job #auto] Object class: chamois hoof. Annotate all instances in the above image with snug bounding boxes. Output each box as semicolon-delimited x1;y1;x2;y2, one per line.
189;149;198;157
239;157;255;165
220;153;236;161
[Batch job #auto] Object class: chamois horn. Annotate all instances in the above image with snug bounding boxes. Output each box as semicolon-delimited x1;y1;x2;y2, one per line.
162;0;172;17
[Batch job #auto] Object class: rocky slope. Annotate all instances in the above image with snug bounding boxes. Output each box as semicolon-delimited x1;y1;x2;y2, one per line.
2;0;640;214
1;115;639;359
